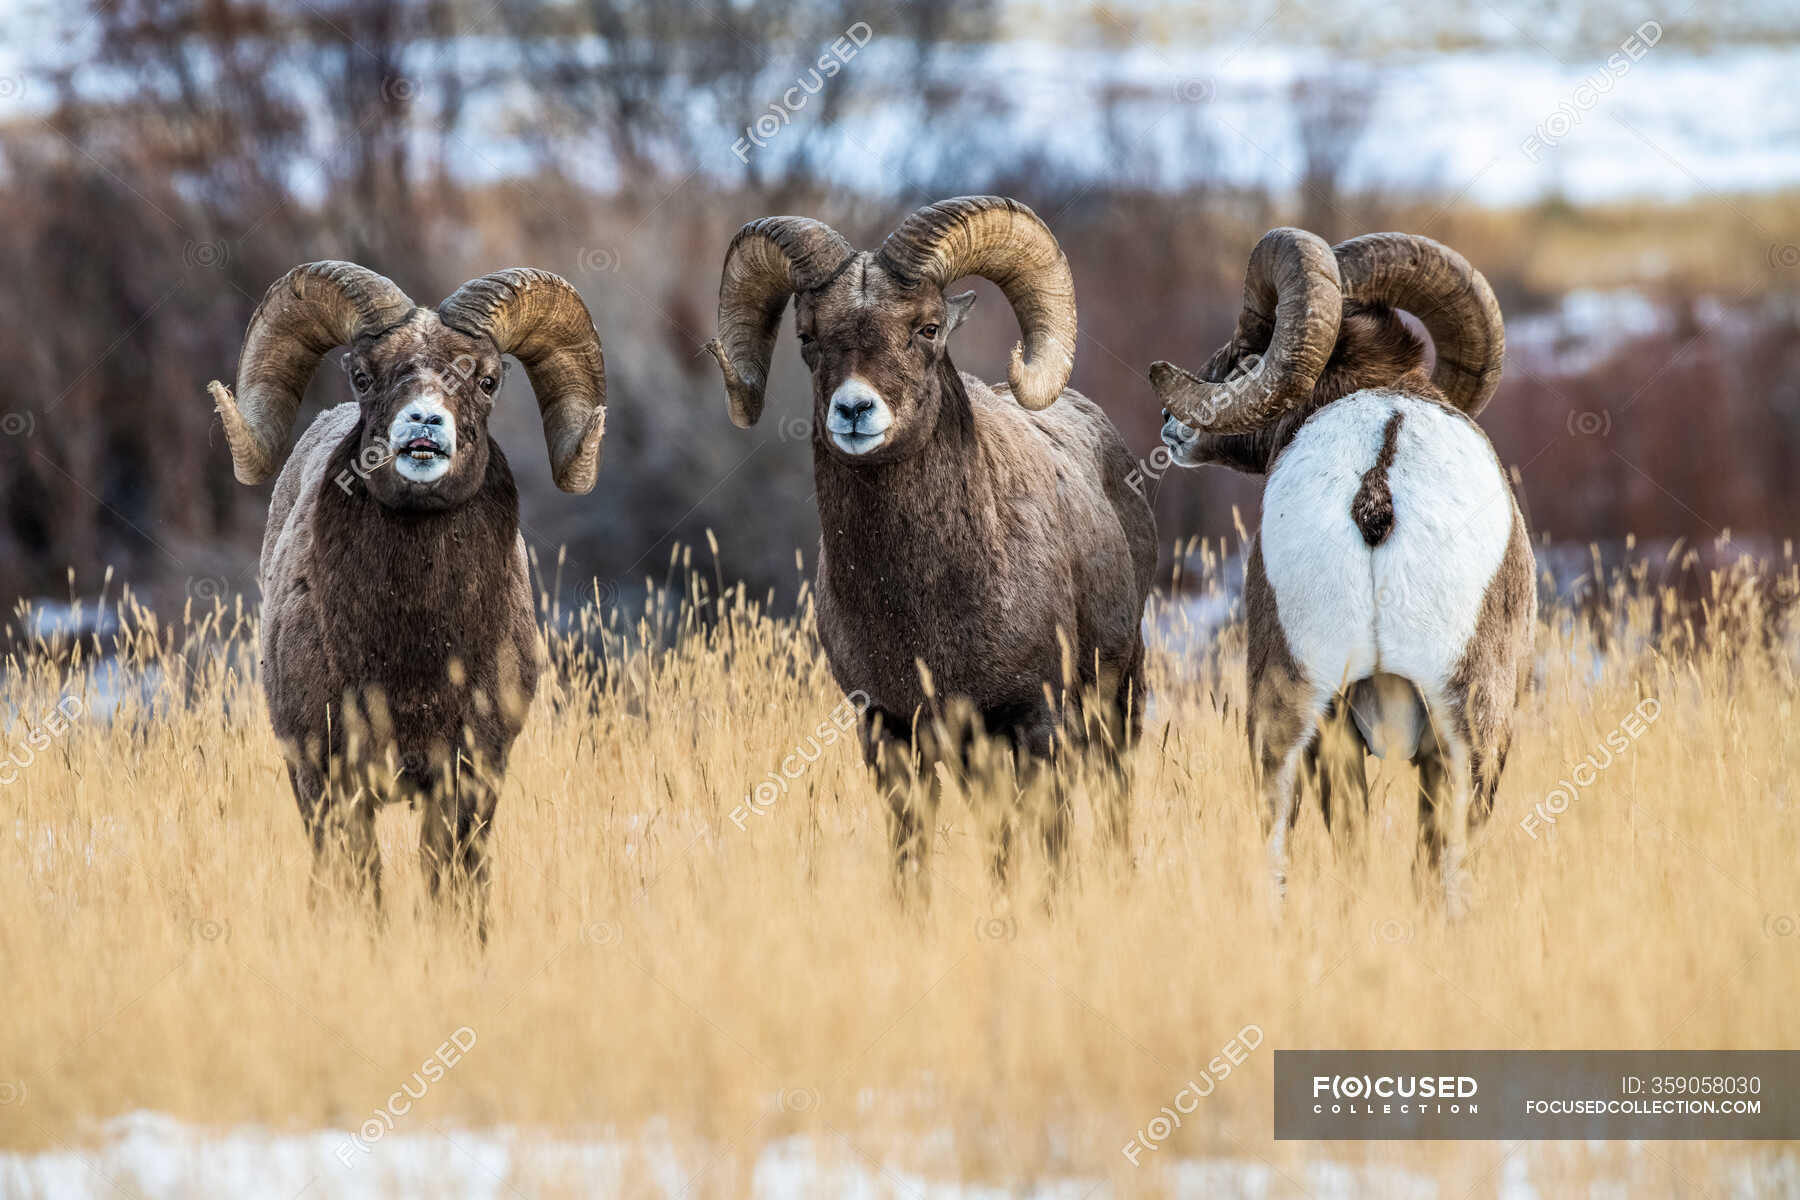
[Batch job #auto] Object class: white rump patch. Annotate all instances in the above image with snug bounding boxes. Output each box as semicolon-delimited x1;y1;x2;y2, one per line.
825;376;893;455
1260;391;1514;707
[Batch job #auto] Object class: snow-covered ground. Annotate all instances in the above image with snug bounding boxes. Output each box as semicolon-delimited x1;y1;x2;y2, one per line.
3;1112;1794;1199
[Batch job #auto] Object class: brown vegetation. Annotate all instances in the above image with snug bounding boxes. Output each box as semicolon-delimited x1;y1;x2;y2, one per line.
0;545;1795;1192
1;4;1795;616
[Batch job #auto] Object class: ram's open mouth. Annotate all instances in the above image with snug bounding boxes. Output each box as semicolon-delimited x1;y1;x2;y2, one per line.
401;438;447;461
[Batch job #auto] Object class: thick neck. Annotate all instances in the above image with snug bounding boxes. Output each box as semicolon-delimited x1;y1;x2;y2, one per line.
813;358;987;566
312;432;519;633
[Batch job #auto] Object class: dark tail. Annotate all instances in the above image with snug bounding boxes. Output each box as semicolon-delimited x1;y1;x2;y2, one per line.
1351;411;1404;547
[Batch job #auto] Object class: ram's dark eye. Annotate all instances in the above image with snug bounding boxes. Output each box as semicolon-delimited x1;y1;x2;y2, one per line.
918;324;940;341
798;333;815;347
352;370;372;393
479;376;498;394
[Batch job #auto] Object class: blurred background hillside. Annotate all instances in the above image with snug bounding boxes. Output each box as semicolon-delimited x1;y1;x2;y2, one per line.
1;0;1796;617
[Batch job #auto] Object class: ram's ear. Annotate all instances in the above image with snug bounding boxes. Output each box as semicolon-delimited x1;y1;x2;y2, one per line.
944;290;977;335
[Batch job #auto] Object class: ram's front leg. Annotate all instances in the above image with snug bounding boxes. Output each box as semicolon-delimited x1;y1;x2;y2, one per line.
294;757;383;912
420;756;499;941
863;707;939;903
1077;652;1141;866
1006;705;1069;884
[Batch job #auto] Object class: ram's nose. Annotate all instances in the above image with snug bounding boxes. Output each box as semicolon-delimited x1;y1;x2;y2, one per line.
403;406;445;427
832;396;875;424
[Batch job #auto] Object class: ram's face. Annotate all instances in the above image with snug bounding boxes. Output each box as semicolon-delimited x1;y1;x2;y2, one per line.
346;311;500;510
1160;341;1245;467
794;257;973;465
1160;406;1206;467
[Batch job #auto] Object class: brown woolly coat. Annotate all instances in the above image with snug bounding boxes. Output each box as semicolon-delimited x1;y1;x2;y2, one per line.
259;403;539;790
814;361;1157;742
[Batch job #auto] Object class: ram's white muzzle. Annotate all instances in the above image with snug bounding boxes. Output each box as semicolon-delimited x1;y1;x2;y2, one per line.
826;377;894;456
388;395;456;483
1160;411;1205;468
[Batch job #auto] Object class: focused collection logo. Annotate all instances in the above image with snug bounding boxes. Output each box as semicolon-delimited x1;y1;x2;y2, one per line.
1311;1073;1480;1116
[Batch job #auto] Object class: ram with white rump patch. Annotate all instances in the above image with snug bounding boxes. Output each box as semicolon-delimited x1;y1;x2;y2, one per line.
1151;229;1535;913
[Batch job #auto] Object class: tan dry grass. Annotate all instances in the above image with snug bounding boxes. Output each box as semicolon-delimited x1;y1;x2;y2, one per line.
1;541;1798;1196
1377;192;1800;298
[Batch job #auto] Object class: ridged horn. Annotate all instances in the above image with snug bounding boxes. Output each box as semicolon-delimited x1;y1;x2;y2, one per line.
207;261;415;484
1331;232;1505;416
704;217;855;428
1147;228;1342;434
439;269;607;494
877;196;1077;411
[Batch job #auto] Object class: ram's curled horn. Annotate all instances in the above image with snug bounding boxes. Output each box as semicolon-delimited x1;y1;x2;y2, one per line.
439;269;607;494
705;217;855;428
1147;227;1343;435
877;195;1077;411
1331;232;1505;417
207;261;415;485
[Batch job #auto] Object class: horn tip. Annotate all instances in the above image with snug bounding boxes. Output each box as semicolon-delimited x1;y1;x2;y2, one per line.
208;380;277;484
1147;361;1204;406
1007;343;1062;411
553;409;606;495
705;339;765;427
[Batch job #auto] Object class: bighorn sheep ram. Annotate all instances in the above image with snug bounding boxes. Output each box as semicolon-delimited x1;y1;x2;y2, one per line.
207;261;606;928
1151;229;1534;913
705;196;1156;883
